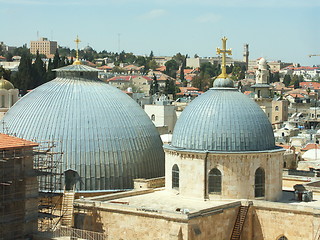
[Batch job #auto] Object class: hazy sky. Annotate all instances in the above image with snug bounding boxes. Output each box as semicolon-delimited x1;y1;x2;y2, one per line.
1;0;319;66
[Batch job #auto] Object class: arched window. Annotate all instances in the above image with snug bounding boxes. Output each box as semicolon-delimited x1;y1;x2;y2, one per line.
151;114;155;121
172;164;179;189
255;167;265;197
208;168;222;194
277;236;288;240
275;106;279;111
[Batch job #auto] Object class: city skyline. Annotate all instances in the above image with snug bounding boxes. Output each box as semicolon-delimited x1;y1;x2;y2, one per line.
1;0;319;66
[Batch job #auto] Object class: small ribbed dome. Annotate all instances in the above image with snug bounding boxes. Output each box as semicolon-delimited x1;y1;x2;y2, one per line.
0;78;14;90
213;77;234;88
1;65;164;191
170;88;276;152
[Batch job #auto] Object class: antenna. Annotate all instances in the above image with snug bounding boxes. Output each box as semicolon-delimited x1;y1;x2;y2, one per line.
37;30;39;40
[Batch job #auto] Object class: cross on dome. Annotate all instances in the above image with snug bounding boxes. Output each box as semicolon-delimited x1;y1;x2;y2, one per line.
216;37;232;79
73;35;81;65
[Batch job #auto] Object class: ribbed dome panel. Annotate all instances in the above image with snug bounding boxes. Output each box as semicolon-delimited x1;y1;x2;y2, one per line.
171;88;276;152
1;77;164;191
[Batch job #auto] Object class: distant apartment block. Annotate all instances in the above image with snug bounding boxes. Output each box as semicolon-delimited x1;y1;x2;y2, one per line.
30;37;57;57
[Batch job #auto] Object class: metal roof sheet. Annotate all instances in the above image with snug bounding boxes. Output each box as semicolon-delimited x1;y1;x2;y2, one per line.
54;64;100;72
1;73;164;191
169;88;276;152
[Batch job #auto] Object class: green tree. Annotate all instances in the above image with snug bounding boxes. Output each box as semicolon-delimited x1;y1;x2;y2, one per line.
173;53;185;65
164;79;176;96
290;75;300;88
124;52;136;64
165;60;179;78
12;44;29;56
0;66;11;80
148;51;154;61
135;56;146;67
53;49;60;69
12;52;33;94
147;59;158;70
32;50;46;87
0;45;4;56
149;74;159;95
179;54;188;87
46;58;55;82
270;72;280;83
112;66;125;73
5;52;13;61
192;73;210;91
293;78;300;89
226;64;233;74
59;56;68;67
283;74;292;87
230;65;245;81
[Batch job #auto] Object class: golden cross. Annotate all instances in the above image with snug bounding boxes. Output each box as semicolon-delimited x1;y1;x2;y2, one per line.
216;37;232;79
74;35;81;64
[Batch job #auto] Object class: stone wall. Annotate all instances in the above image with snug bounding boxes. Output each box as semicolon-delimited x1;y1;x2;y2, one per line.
74;199;240;240
165;149;283;201
244;201;320;240
187;204;239;240
74;206;189;240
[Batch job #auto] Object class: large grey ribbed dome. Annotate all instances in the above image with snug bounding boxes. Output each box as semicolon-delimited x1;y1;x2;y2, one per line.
170;86;276;152
1;64;164;191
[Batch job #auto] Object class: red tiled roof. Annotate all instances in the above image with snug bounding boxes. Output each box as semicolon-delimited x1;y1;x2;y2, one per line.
107;75;153;82
276;144;291;149
107;76;132;81
301;143;320;151
179;87;199;93
123;65;143;70
138;76;153;81
97;65;113;70
0;133;38;150
156;66;166;71
289;93;304;98
0;56;5;59
299;82;320;90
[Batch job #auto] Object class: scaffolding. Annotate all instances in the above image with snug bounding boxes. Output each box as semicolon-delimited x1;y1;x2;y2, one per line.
0;146;38;239
33;140;64;232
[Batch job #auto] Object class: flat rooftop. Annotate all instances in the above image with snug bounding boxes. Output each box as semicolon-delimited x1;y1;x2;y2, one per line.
75;186;320;219
75;189;241;220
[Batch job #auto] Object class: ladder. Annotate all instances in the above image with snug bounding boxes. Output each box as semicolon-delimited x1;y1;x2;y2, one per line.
230;204;250;240
60;190;75;227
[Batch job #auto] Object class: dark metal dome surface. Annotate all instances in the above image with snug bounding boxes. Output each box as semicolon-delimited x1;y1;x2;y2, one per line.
169;87;276;152
1;65;164;191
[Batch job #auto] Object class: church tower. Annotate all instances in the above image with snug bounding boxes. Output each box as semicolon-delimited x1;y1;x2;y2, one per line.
164;38;284;201
252;58;273;122
243;43;249;70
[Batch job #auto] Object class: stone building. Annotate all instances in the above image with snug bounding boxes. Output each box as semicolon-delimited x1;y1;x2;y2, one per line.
251;58;289;127
272;99;289;128
252;58;273;122
30;37;57;57
0;77;19;119
144;96;177;134
73;38;316;240
0;133;38;240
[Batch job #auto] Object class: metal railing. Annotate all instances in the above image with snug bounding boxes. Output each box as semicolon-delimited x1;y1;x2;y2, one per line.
39;226;107;240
